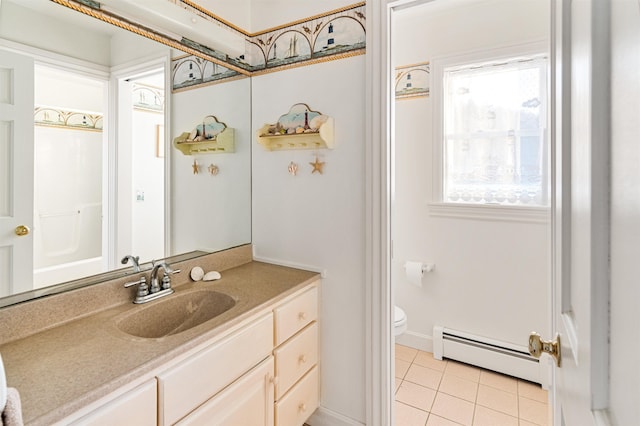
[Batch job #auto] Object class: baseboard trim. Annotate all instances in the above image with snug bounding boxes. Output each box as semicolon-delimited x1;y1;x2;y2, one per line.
307;406;364;426
395;331;433;353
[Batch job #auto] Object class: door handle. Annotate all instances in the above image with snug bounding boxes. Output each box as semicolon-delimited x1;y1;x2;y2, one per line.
15;225;30;236
529;332;561;367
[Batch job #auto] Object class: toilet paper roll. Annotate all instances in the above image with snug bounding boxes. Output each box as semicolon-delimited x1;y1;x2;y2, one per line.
404;261;424;287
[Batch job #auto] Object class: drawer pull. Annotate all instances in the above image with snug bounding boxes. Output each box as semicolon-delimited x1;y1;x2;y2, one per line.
298;312;307;321
268;375;278;385
298;354;308;364
299;403;307;412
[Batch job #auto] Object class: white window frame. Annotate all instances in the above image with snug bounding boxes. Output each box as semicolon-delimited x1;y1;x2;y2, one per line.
430;41;550;223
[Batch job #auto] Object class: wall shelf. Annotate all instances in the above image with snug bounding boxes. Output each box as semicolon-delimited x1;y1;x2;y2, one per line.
256;103;334;151
173;115;235;155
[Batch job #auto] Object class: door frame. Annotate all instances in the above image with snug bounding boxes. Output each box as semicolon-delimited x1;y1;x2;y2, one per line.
108;54;171;269
365;0;572;425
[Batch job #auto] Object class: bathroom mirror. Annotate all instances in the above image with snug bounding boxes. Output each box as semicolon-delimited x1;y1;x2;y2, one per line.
0;0;252;307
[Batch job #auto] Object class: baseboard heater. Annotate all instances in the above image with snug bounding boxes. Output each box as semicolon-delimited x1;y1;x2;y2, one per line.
433;326;542;384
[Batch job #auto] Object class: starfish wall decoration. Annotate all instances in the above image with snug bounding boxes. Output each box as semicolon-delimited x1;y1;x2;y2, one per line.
310;156;325;174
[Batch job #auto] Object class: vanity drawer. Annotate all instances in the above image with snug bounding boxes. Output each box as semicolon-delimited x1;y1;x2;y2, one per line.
274;321;318;399
274;285;318;345
70;379;157;426
275;365;319;426
158;313;273;425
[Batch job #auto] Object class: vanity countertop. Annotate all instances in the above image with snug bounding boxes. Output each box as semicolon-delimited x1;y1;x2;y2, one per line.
0;260;319;426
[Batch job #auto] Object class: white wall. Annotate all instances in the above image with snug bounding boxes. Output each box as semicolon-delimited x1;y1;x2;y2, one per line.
609;0;640;423
171;79;252;254
250;0;360;33
392;0;551;350
109;30;171;67
131;108;165;262
0;1;111;66
252;55;366;423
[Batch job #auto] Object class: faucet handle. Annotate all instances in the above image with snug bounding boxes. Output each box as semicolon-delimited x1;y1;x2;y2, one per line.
161;269;182;290
124;276;145;288
124;276;149;299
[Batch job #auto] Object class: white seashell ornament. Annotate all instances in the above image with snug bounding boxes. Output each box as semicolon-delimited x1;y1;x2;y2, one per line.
190;266;204;281
203;271;222;281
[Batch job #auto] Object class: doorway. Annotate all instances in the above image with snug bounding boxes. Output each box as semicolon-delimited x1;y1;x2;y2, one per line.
389;0;552;424
114;68;166;266
32;64;107;288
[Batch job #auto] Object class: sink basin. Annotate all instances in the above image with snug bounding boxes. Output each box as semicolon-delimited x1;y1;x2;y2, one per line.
116;290;236;339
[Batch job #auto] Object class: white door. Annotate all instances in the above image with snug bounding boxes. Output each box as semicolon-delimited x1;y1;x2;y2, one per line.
0;49;34;297
545;0;611;424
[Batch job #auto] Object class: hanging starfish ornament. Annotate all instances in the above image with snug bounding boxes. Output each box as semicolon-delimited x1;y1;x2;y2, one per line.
310;156;325;174
192;159;199;174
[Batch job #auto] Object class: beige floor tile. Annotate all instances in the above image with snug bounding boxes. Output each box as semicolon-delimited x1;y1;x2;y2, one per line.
518;396;549;426
405;364;444;390
396;401;429;426
476;384;518;417
519;420;541;426
396;378;402;394
396;380;437;412
426;414;463;426
472;405;518;426
517;381;548;403
444;361;481;382
396;344;419;363
414;351;448;371
430;393;475;426
479;370;518;394
397;359;411;379
438;374;478;402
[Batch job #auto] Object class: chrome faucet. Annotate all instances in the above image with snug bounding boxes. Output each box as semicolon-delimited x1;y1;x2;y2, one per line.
149;261;180;293
121;255;141;272
123;261;181;304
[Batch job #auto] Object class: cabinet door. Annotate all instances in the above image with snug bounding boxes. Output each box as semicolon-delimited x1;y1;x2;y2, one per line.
177;356;275;426
158;313;273;425
70;379;156;426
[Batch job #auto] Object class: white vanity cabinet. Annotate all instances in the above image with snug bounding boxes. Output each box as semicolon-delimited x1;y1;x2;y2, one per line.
273;285;320;426
157;313;274;425
56;280;320;426
67;379;157;426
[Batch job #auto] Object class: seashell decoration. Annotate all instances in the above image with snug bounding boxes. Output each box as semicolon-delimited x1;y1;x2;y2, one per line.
203;271;222;281
190;266;204;281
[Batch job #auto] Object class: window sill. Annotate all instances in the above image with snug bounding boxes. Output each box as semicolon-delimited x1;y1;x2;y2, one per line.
428;202;550;224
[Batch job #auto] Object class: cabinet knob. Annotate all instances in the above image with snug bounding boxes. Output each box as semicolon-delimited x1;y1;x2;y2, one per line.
298;354;307;364
298;403;307;412
298;312;307;321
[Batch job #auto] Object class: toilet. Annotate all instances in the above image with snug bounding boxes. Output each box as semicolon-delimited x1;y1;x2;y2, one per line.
394;305;407;336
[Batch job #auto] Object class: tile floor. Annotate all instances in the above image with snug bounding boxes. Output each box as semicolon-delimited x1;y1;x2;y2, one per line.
395;344;550;426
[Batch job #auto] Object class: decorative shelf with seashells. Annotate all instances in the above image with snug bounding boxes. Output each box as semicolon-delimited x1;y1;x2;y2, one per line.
173;115;235;155
257;103;334;151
